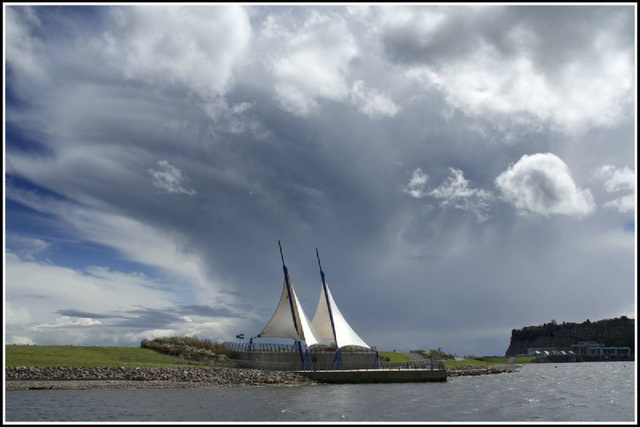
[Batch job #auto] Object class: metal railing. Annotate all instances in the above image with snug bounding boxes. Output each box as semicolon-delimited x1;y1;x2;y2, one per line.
223;342;299;353
222;342;445;372
379;359;445;371
222;342;380;354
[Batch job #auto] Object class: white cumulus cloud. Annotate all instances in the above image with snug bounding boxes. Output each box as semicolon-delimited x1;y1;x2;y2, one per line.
9;336;35;345
103;6;251;96
495;153;595;217
32;316;102;330
266;11;358;115
396;7;634;134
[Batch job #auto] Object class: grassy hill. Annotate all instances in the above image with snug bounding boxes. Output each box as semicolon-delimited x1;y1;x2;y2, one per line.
6;345;537;369
443;356;535;367
5;345;203;368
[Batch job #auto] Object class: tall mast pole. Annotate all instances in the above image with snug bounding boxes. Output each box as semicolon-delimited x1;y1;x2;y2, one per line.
279;241;300;337
316;248;338;348
280;241;308;368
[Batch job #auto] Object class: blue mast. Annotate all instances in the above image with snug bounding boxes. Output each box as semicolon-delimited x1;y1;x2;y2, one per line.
316;248;343;369
279;241;308;369
279;241;300;337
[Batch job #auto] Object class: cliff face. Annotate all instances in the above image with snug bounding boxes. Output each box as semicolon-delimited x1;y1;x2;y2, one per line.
505;317;635;356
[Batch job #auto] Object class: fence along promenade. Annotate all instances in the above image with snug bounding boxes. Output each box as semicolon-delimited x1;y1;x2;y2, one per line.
223;341;379;354
221;342;444;372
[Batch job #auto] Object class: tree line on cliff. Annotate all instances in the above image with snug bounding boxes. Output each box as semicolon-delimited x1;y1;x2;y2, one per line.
505;316;634;356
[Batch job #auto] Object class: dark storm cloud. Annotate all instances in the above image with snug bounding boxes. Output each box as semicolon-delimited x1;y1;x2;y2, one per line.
379;5;634;71
106;305;247;329
110;308;184;329
176;305;247;319
57;309;121;319
11;294;50;301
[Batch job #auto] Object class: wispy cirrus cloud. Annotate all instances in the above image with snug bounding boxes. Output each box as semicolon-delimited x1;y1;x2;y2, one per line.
149;160;197;196
404;168;430;199
5;6;47;84
593;165;635;213
6;251;253;345
7;183;209;290
350;80;401;119
32;316;102;330
6;233;51;260
404;167;494;222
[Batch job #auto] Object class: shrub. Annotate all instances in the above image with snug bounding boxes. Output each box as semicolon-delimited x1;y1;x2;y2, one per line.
411;348;455;360
140;336;234;361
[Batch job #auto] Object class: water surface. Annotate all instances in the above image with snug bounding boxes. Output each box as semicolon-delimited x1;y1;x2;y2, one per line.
6;362;635;422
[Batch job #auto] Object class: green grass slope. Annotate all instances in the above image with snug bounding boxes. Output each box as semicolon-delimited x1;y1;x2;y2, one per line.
378;351;411;362
5;345;201;368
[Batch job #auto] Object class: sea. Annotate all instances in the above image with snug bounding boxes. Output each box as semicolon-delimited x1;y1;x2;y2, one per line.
5;362;636;423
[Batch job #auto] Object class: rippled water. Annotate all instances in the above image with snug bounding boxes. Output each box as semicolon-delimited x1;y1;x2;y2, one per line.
5;362;636;422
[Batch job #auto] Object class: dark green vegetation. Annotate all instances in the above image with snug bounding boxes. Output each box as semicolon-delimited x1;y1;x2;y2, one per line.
443;359;494;368
140;336;234;361
410;349;456;360
506;316;635;356
441;356;534;368
5;345;199;368
377;349;535;367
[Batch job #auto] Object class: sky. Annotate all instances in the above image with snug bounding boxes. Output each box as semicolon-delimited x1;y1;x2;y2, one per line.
3;4;637;357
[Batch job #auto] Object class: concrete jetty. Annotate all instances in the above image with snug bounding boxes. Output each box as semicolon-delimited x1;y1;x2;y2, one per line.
296;368;447;383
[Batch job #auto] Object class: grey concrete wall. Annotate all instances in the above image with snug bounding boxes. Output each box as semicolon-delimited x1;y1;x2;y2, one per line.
298;369;447;383
233;350;378;370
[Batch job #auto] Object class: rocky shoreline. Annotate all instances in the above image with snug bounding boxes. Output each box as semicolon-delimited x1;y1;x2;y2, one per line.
6;364;521;390
6;366;314;390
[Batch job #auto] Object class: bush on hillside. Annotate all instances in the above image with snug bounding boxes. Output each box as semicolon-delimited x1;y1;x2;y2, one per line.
411;348;456;360
141;336;234;361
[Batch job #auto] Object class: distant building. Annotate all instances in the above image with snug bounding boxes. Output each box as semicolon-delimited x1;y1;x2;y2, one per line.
603;347;631;356
571;341;605;356
571;341;631;356
527;347;557;356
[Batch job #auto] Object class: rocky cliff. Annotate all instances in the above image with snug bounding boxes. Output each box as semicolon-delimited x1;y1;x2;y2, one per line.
505;316;634;356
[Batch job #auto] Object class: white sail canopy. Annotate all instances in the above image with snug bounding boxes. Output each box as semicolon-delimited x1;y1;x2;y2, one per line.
311;280;371;349
258;279;323;347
